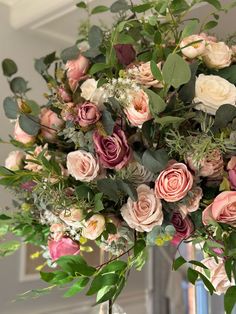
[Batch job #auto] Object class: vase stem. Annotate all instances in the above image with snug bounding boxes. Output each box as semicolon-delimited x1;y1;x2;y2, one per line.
109;299;112;314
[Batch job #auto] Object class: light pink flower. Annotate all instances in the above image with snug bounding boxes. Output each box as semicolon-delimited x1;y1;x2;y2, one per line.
66;150;100;182
121;184;163;232
178;187;203;217
227;156;236;189
171;211;194;245
60;208;83;227
40;108;64;141
198;257;234;295
82;214;105;240
66;55;90;92
155;163;193;202
202;191;236;227
48;237;80;262
57;86;72;103
50;223;65;242
180;34;206;59
24;144;50;172
199;33;217;44
77;102;101;127
14;120;36;144
203;42;232;69
125;90;152;127
5;150;25;171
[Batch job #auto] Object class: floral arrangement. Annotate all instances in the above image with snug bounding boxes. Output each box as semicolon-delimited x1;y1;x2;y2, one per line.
1;0;236;312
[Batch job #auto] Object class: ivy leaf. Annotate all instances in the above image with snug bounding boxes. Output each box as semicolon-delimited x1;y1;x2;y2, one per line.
18;114;40;136
99;260;127;275
173;256;187;270
64;277;90;297
3;97;19;119
2;58;17;77
225;286;236;314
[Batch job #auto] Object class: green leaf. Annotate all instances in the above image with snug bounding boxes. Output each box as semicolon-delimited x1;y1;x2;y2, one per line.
61;46;79;63
116;33;135;44
213;64;236;84
110;0;129;13
87;273;119;296
142;148;169;173
225;259;233;282
131;3;152;13
189;260;208;270
97;179;120;202
145;89;166;116
88;26;103;49
116;179;138;201
181;19;199;39
203;20;218;30
0;214;11;220
106;222;117;234
18;114;40;136
187;268;199;284
225;286;236;314
75;184;94;200
101;110;115;135
3;97;19;119
134;239;146;257
89;63;109;75
99;260;127;275
146;226;162;245
154;31;162;44
96;286;117;304
94;193;104;212
173;256;186;270
170;0;189;13
10;77;28;94
91;5;109;14
162;53;191;89
57;255;96;277
155;116;185;127
64;277;90;297
40;272;55;283
150;60;163;81
203;0;221;9
2;58;17;77
0;240;20;257
25;100;40;116
76;1;87;9
198;272;215;294
214;104;236;130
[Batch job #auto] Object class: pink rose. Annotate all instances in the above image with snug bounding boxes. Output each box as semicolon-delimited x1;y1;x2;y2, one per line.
67;150;100;182
14;120;36;144
180;34;206;59
125;90;152;127
82;214;105;240
199;33;217;44
198;257;234;295
171;212;194;245
178;187;203;217
77;102;101;127
60;102;76;122
65;55;90;92
50;223;65;242
5;150;25;170
203;42;232;69
202;191;236;227
57;86;72;103
121;184;163;232
60;208;83;227
93;127;132;170
40;108;64;141
48;237;80;262
155;163;193;202
227;156;236;189
24;144;50;172
114;44;136;66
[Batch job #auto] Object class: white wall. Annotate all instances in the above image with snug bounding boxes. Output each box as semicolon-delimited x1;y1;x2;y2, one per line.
0;4;148;314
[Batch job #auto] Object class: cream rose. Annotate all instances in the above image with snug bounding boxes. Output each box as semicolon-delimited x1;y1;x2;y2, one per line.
60;208;83;228
5;151;25;171
180;34;206;59
50;223;65;242
194;74;236;115
125;90;152;127
121;184;163;232
82;214;105;240
67;150;100;182
203;42;232;69
80;78;98;101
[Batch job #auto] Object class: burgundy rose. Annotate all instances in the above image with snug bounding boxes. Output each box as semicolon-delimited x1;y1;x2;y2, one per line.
93;127;132;170
77;102;101;127
171;212;194;245
48;237;80;262
114;44;136;66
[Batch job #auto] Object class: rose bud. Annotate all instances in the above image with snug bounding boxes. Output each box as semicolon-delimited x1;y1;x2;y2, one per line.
40;108;64;142
77;102;101;127
114;44;136;66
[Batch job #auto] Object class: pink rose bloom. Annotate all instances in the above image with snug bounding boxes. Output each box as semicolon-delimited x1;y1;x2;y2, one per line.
67;150;100;182
203;42;232;69
198;257;234;295
93;127;132;170
178;187;203;217
50;223;65;242
202;191;236;227
77;102;101;127
48;237;80;262
24;144;50;172
61;102;76;122
180;34;206;59
125;90;152;127
57;86;72;103
60;208;83;227
14;120;36;144
155;163;193;202
121;184;163;232
65;55;90;92
199;32;217;43
171;212;194;245
40;108;64;141
227;156;236;189
5;150;25;171
82;214;105;240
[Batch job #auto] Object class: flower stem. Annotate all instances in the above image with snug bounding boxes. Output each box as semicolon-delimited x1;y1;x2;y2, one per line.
109;299;112;314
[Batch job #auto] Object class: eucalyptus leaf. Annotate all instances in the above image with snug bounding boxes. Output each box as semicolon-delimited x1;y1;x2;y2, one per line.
142;148;169;173
101;110;115;135
150;60;163;81
91;5;109;14
181;19;199;39
88;26;103;49
110;0;129;13
60;46;79;63
2;58;17;77
10;77;28;94
145;89;166;116
3;97;19;119
18;114;40;136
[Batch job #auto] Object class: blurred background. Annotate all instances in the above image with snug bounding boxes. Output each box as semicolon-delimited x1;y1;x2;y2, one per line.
0;0;235;313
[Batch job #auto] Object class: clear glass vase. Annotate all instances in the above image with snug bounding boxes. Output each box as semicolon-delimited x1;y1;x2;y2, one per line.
91;301;127;314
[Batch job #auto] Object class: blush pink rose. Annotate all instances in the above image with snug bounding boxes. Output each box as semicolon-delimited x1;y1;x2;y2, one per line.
202;191;236;227
60;208;83;227
66;55;90;92
48;237;80;262
5;150;25;171
203;42;232;69
57;86;72;103
40;108;64;141
121;184;163;232
227;156;236;189
50;223;65;242
67;150;100;182
82;214;105;240
171;211;194;245
14;120;36;144
198;257;234;295
125;90;152;127
77;102;101;127
93;127;132;170
199;33;217;44
155;163;193;202
180;34;206;59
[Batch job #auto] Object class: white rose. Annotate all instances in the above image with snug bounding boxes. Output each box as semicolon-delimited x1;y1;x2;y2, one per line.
67;150;100;182
203;42;232;69
82;214;105;240
5;150;25;170
80;78;97;101
180;34;206;59
194;74;236;115
90;87;107;109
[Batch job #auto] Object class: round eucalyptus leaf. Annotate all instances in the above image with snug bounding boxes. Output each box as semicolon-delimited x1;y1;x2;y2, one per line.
2;58;17;77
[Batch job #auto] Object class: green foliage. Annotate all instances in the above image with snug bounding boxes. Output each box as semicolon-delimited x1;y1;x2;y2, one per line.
88;26;103;49
0;240;21;257
18;114;40;136
10;77;28;94
110;0;129;13
91;5;109;15
173;256;187;270
101;109;116;135
145;89;167;116
60;46;79;63
64;277;90;297
225;286;236;314
142;148;169;173
2;58;17;77
3;97;19;119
